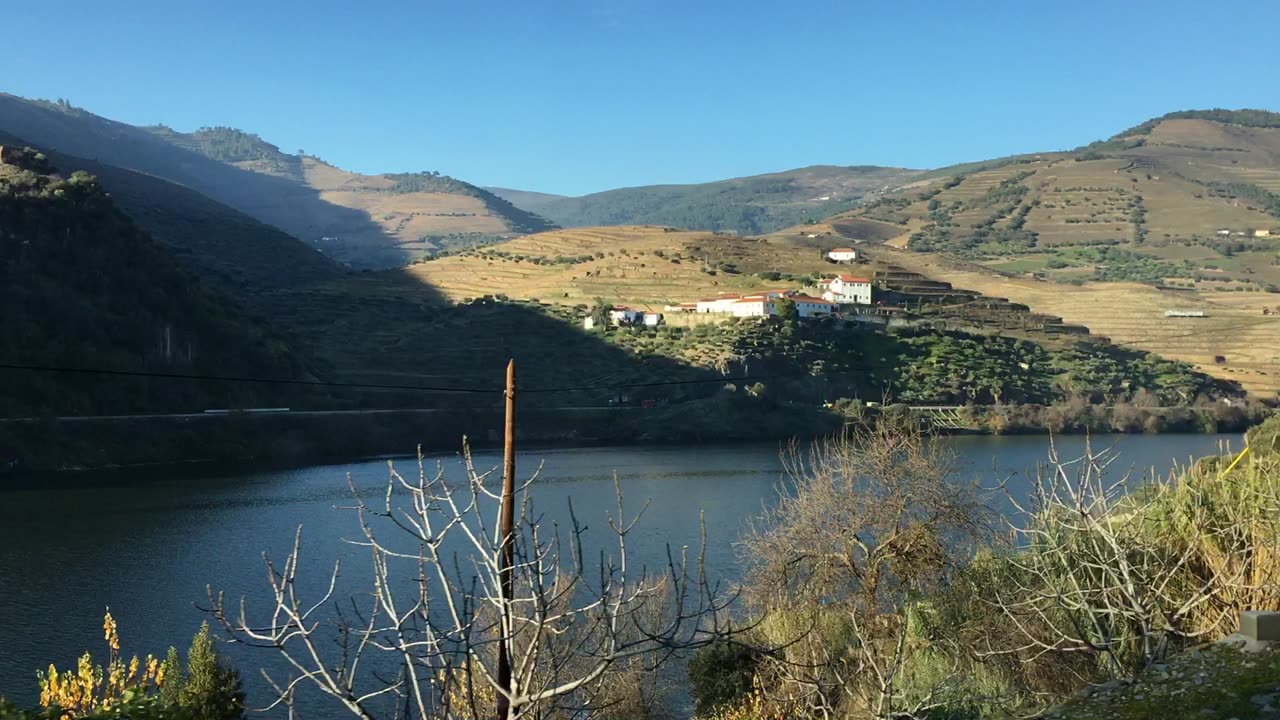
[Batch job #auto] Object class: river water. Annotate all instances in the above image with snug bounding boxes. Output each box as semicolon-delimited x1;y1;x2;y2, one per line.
0;433;1242;712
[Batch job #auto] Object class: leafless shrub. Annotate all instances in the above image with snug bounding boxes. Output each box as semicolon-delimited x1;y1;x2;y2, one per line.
208;443;734;719
980;438;1280;680
739;420;991;719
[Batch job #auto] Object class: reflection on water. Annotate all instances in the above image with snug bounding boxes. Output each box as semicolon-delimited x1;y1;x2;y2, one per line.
0;433;1239;711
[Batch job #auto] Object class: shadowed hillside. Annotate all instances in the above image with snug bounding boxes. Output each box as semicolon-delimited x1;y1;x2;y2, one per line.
0;130;344;292
0;147;311;416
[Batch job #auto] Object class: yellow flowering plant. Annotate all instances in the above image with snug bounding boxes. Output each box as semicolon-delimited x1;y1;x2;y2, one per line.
36;610;163;718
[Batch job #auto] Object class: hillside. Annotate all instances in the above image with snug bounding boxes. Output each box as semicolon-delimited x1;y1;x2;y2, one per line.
0;130;344;292
0;95;555;268
0;147;310;416
810;110;1280;288
271;224;1249;426
799;110;1280;397
141;125;558;263
495;165;921;236
483;187;567;213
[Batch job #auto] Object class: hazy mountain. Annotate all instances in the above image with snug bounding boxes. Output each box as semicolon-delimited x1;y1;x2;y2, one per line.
494;165;921;235
484;187;568;214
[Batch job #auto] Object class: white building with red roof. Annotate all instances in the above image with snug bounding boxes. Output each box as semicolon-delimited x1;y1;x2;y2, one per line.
823;275;873;305
827;247;859;263
791;295;837;317
729;294;835;318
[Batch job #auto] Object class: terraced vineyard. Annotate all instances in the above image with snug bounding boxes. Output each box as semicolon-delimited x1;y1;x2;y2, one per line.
813;112;1280;294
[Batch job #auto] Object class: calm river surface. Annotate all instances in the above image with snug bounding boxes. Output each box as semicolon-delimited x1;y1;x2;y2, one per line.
0;433;1242;711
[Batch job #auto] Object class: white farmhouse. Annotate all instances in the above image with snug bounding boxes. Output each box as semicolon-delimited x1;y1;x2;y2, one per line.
608;307;645;325
585;306;660;329
729;294;835;318
730;296;777;317
827;247;859;263
791;295;836;317
696;295;743;313
822;275;873;305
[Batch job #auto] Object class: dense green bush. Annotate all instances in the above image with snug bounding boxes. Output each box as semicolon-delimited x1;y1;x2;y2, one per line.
687;641;762;716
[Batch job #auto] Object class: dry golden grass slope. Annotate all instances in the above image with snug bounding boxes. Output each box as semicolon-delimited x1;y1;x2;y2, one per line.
222;156;552;267
408;225;836;310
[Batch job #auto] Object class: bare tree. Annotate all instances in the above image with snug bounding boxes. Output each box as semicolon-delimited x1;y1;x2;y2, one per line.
740;421;990;719
981;439;1280;680
209;444;734;719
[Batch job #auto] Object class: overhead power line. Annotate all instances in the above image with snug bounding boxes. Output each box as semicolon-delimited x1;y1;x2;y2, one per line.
0;362;496;394
0;361;770;395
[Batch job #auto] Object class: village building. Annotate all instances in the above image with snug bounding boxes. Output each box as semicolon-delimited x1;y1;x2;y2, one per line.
728;294;835;318
695;295;743;313
730;296;776;318
608;307;645;325
822;275;873;305
1256;229;1272;238
791;295;837;317
663;302;698;313
583;306;657;330
696;290;791;313
827;247;859;263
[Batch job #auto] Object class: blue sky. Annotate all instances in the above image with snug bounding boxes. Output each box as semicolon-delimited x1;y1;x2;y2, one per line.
7;0;1280;196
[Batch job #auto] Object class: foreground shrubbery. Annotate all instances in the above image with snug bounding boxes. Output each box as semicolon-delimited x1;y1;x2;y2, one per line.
6;416;1278;719
2;616;242;720
690;414;1280;719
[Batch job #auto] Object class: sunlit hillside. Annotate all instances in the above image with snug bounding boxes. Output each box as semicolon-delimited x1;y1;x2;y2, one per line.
407;225;838;310
815;112;1280;292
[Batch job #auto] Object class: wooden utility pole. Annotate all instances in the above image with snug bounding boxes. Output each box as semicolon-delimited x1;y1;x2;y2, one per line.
496;359;516;720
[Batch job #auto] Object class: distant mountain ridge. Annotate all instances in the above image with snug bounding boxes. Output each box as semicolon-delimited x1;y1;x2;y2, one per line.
138;123;558;261
489;165;922;236
0;95;556;268
812;108;1280;287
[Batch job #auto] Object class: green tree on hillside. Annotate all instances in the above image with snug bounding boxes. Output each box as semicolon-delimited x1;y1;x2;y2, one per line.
775;297;799;325
590;298;613;329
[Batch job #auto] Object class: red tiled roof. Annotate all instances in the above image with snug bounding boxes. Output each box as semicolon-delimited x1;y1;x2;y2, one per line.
829;247;856;253
792;295;836;305
834;275;871;283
